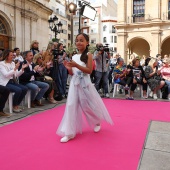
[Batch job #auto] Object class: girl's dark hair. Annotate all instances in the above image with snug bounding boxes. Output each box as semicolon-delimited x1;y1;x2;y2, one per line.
76;33;89;64
2;49;12;61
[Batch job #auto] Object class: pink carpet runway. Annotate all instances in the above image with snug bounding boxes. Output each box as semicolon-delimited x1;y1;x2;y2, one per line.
1;99;170;170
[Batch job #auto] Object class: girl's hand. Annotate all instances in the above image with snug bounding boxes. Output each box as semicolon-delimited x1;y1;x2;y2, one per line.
67;60;77;68
63;60;72;70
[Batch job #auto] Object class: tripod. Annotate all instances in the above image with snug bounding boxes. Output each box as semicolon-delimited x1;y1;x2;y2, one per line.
52;58;63;101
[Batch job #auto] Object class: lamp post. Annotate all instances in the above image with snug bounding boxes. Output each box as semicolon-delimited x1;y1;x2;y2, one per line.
48;15;63;40
68;1;96;34
68;1;81;34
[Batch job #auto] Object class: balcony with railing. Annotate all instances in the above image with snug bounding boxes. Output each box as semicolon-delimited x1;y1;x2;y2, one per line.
128;13;151;23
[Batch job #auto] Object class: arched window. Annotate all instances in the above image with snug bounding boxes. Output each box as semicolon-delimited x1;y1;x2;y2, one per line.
103;25;107;31
0;20;7;35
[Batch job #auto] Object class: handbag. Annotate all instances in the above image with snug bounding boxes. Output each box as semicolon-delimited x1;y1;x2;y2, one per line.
44;76;53;81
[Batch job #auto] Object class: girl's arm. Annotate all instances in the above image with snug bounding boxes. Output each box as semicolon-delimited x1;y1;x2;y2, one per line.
67;53;93;74
63;60;73;75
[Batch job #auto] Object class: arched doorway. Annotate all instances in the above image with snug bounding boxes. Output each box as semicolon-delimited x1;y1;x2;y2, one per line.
127;37;150;60
161;37;170;57
0;19;9;50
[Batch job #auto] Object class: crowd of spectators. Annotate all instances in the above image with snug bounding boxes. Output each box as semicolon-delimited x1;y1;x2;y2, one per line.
0;40;71;117
0;40;170;118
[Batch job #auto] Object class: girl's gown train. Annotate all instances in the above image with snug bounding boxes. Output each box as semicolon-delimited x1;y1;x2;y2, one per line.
57;54;113;137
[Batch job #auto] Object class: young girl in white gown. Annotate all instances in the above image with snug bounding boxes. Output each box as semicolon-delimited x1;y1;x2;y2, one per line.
57;33;113;143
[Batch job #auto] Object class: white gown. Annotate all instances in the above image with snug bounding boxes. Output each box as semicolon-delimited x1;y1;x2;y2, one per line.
57;54;113;137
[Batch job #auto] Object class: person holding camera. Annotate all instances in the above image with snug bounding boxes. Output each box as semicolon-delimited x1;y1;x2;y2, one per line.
55;43;68;98
93;43;110;97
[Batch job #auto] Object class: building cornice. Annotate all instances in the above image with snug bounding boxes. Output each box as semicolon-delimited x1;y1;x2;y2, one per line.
27;0;53;15
115;20;170;29
102;20;117;22
0;0;52;15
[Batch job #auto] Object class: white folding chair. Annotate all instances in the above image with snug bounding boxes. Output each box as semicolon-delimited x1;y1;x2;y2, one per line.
113;83;122;97
8;92;15;114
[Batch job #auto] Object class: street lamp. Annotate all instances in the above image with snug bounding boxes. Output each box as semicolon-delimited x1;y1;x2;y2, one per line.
68;0;97;34
48;15;63;40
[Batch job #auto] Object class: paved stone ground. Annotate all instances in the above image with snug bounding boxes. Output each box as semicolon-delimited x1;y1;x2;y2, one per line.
138;121;170;170
0;98;67;127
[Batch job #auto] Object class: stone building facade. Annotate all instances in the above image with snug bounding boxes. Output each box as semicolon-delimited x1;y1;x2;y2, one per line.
0;0;52;51
116;0;170;62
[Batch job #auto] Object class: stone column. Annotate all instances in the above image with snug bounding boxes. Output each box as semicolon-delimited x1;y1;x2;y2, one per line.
117;31;128;63
151;30;161;57
117;0;127;23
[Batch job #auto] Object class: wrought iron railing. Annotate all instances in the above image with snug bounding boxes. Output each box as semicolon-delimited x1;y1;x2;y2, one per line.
127;14;151;23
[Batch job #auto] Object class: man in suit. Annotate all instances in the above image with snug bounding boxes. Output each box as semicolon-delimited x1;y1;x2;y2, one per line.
0;85;11;117
19;51;49;107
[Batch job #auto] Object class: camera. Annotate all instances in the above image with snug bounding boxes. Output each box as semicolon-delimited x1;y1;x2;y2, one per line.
96;44;112;53
52;49;64;57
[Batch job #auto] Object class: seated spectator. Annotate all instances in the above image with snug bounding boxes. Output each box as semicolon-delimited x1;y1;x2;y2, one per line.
160;58;170;100
13;47;24;62
30;40;40;56
145;57;165;100
19;51;49;108
129;58;147;99
113;57;132;99
0;49;28;112
156;54;163;68
0;85;11;117
33;53;58;104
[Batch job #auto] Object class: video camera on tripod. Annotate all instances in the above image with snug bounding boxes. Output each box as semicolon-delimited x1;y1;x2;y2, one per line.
52;45;66;60
96;44;113;53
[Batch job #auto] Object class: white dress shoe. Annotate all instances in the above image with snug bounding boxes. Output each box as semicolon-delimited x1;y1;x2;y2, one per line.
94;125;101;132
60;135;74;143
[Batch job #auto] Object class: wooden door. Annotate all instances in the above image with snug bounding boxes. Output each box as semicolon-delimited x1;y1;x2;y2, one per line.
0;35;9;50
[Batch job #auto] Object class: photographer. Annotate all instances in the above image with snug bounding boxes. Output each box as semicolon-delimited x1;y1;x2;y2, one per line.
55;43;68;98
93;43;110;97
